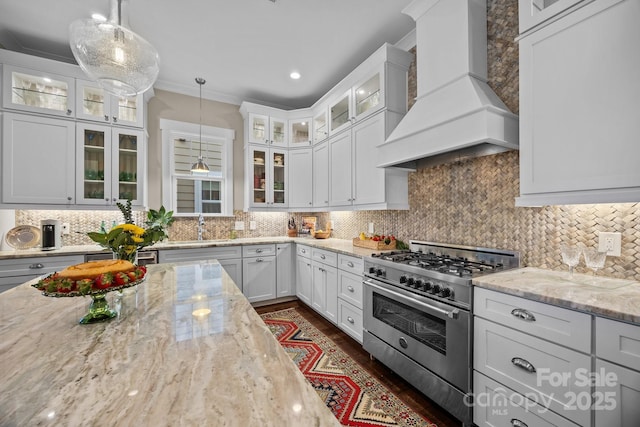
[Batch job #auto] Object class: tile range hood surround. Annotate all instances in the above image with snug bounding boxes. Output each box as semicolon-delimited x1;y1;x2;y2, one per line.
378;0;519;170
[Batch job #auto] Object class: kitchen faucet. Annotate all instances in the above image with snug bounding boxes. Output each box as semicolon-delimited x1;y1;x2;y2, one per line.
197;213;206;241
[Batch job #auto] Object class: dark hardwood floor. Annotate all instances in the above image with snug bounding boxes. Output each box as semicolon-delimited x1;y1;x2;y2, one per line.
255;300;461;427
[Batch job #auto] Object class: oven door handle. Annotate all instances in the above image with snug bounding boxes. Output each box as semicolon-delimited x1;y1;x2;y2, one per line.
364;279;459;319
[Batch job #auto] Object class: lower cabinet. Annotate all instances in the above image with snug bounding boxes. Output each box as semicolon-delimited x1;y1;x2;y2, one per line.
336;254;364;343
276;243;294;297
242;244;276;303
158;246;242;288
0;254;84;293
296;245;312;305
218;259;242;292
311;259;338;323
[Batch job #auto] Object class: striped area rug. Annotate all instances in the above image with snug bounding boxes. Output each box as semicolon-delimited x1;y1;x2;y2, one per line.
260;308;437;427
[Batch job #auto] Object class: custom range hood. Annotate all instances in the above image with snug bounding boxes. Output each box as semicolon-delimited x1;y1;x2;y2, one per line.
378;0;518;169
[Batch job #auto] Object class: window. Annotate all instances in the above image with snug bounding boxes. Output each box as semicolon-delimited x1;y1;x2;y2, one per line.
161;119;234;216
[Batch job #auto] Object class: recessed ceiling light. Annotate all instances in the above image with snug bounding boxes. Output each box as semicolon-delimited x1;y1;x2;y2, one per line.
91;13;107;22
290;71;301;80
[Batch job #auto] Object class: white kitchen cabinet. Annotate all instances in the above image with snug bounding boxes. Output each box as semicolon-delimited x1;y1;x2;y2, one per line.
247;113;287;147
2;64;75;118
276;243;294;297
329;111;409;209
76;123;145;207
310;247;338;324
218;259;242;292
296;245;312;305
329;90;352;136
518;0;588;35
312;140;329;208
336;253;364;343
0;254;84;293
242;244;277;303
247;146;287;209
1;112;75;205
312;105;328;144
75;79;144;128
288;117;311;147
287;148;313;209
516;0;640;206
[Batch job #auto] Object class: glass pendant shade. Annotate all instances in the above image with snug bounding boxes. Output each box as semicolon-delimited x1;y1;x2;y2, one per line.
191;77;210;173
69;0;159;97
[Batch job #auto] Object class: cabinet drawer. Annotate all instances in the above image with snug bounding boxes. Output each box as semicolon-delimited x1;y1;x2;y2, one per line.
243;244;276;258
158;246;242;263
0;255;84;278
338;254;363;274
474;371;581;427
474;287;591;353
338;299;363;343
596;316;640;369
311;248;337;267
296;244;311;258
474;317;591;427
338;270;363;309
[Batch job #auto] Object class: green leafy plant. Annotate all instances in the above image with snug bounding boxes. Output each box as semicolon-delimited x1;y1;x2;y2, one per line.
88;200;175;262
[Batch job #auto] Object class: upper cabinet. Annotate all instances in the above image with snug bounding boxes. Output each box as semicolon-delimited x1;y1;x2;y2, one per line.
312;104;328;144
518;0;587;35
247;113;287;147
289;117;312;147
516;0;640;206
76;80;144;128
329;90;352;135
2;65;75;118
246;146;288;209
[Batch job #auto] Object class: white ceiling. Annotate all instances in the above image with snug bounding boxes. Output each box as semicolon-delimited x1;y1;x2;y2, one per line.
0;0;416;109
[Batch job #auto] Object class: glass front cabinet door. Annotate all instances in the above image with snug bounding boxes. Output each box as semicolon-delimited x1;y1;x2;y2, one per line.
248;146;287;208
76;123;144;205
247;113;288;146
313;106;328;144
76;80;144;127
354;71;383;121
329;90;352;135
289;118;312;147
2;65;75;117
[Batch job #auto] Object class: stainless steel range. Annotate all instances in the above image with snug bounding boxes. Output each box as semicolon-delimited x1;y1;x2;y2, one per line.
363;241;520;426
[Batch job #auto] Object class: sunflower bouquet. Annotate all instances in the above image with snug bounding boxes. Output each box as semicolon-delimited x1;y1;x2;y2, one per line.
88;200;175;263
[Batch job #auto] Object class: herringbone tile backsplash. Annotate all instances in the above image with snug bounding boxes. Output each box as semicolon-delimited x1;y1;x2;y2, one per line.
13;0;640;281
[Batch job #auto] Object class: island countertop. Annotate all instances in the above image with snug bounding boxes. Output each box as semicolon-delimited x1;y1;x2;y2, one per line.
0;261;340;427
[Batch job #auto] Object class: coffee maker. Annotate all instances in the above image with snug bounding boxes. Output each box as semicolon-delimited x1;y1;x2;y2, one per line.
41;219;61;251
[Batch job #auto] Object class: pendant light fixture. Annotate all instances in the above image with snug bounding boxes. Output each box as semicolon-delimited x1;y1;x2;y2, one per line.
69;0;159;97
191;77;210;173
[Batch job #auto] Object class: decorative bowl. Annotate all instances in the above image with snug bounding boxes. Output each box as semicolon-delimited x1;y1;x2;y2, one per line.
312;230;331;239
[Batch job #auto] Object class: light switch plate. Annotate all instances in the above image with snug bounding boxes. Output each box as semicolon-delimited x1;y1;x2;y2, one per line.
598;231;621;256
61;223;70;235
249;221;256;230
368;222;374;234
234;221;245;231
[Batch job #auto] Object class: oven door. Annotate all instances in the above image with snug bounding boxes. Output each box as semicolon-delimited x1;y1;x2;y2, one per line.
363;277;470;391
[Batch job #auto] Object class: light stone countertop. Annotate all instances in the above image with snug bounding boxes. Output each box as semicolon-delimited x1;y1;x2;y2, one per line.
472;267;640;324
0;237;380;260
0;261;341;427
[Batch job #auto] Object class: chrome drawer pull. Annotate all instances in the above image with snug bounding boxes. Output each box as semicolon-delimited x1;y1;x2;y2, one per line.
347;261;354;268
347;316;354;324
255;248;263;253
399;337;408;349
29;263;44;269
511;308;536;322
511;357;536;373
511;419;528;427
256;258;263;262
347;286;354;292
320;254;325;259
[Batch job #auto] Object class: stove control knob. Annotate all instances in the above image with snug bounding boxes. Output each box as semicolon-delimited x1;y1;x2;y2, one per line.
375;268;385;277
423;281;432;291
407;277;415;287
414;279;424;289
440;287;452;298
431;284;441;294
399;275;407;284
369;267;376;274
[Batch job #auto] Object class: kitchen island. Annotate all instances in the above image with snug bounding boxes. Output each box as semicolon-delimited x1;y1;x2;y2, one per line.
0;261;340;426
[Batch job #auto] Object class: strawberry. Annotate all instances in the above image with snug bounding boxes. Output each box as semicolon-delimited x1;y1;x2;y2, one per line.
94;272;114;290
76;279;93;294
114;272;130;286
56;278;74;293
133;267;146;280
127;271;138;281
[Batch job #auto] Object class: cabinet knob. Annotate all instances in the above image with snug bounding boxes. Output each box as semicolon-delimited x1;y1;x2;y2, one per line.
67;196;72;201
104;115;109;121
112;116;118;122
301;249;306;253
29;263;44;269
347;285;354;292
105;198;110;202
66;109;72;115
308;202;312;205
347;261;354;268
112;198;117;202
256;248;263;253
320;254;325;259
347;316;354;324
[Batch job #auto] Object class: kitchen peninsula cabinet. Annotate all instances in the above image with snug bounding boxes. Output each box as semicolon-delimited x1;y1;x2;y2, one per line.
76;123;145;206
158;246;243;288
2;112;75;205
0;254;84;293
516;0;640;206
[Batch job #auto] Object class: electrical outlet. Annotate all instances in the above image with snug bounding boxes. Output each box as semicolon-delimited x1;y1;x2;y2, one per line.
249;221;256;230
368;222;374;234
234;221;245;231
61;223;70;235
598;231;621;256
